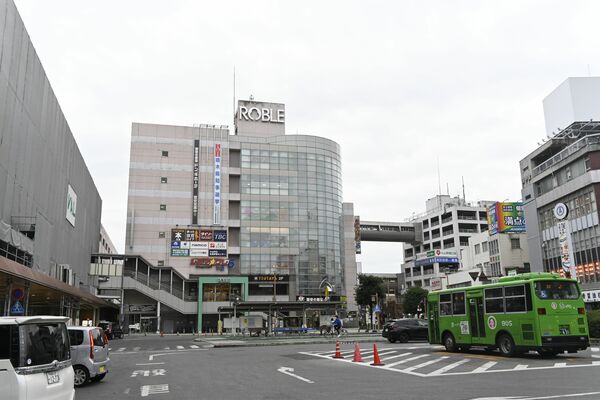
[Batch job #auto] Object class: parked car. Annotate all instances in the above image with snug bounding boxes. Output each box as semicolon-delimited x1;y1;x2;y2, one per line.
67;326;110;387
111;325;124;339
0;316;75;400
382;319;429;343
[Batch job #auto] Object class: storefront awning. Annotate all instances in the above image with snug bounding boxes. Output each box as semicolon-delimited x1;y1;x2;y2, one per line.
0;256;114;308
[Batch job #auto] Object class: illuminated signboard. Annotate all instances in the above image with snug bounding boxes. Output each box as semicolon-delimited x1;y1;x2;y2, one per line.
487;202;525;235
171;228;227;258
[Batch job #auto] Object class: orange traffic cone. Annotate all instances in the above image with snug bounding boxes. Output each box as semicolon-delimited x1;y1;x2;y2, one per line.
352;343;363;362
332;340;344;359
370;343;384;366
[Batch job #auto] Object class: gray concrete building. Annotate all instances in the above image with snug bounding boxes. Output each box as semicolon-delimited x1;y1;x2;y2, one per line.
520;77;600;298
402;195;492;291
0;0;108;321
114;99;349;332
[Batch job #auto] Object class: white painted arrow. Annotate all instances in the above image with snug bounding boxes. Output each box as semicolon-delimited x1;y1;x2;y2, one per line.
277;367;314;383
469;392;600;400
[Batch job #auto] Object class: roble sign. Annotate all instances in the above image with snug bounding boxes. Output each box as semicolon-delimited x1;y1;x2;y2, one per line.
238;106;285;124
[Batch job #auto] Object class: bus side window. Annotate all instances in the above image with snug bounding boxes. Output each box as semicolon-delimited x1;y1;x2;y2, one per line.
525;284;533;311
440;294;452;316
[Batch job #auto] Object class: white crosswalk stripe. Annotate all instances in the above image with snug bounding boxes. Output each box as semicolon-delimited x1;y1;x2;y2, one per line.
190;345;199;349
176;345;184;349
513;364;528;370
554;362;567;367
592;347;599;352
118;348;126;352
382;354;428;369
472;361;497;373
164;347;170;350
428;358;470;375
363;351;397;359
402;357;449;372
380;352;412;362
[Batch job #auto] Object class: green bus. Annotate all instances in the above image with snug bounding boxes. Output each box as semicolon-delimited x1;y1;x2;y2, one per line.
427;272;589;356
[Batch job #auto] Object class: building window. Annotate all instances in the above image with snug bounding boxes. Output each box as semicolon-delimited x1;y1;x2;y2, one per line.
482;241;488;252
158;232;165;238
162;150;169;157
511;238;520;249
161;177;168;183
160;204;167;211
157;260;164;266
475;244;481;254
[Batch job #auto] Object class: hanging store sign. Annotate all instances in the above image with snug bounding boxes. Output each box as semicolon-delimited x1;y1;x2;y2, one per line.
354;216;361;254
213;230;227;242
557;221;576;279
192;140;199;224
190;258;230;267
127;304;157;313
249;275;288;282
214;144;222;225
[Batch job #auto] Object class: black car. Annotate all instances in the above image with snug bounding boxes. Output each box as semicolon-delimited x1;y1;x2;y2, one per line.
382;319;429;343
111;325;124;339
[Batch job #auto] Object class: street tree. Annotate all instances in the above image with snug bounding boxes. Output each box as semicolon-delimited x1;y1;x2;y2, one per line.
354;274;386;329
402;287;428;315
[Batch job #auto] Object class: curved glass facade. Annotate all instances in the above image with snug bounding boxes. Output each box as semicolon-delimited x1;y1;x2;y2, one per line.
238;136;344;296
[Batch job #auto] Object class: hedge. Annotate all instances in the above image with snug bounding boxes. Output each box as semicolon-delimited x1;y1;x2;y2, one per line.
588;310;600;338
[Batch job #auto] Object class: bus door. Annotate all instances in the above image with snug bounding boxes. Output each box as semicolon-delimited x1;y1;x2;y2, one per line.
467;294;486;344
428;300;440;343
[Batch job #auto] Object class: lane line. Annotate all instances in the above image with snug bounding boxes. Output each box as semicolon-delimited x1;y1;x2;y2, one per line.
136;362;165;366
382;354;428;369
514;364;528;370
402;357;449;372
472;361;497;373
190;345;199;349
428;359;471;375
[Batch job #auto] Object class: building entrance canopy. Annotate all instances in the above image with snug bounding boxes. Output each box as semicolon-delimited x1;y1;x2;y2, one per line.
217;300;345;314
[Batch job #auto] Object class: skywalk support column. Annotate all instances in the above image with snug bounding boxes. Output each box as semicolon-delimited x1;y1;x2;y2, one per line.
157;301;161;334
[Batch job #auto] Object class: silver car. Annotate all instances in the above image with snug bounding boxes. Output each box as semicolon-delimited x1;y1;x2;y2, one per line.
67;326;110;387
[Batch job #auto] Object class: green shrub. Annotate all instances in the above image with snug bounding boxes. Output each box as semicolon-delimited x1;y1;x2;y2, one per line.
588;310;600;338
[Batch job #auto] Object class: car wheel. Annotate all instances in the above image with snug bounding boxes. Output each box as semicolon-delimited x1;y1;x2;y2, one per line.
398;333;409;343
73;366;89;387
388;338;397;343
443;332;457;352
91;373;106;382
497;333;516;357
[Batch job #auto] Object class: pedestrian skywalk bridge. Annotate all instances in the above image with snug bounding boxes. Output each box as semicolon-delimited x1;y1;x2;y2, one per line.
300;345;600;377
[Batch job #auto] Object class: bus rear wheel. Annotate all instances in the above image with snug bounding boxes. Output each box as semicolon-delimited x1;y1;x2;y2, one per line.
443;333;457;352
497;333;516;357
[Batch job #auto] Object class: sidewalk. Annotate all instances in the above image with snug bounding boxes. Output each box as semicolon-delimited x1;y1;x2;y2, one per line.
194;331;388;348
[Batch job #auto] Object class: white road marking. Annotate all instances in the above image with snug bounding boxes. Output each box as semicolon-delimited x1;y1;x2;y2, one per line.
383;354;428;368
141;384;169;397
123;388;130;395
131;370;150;377
190;345;199;349
277;367;314;383
380;352;412;362
164;347;170;350
468;391;600;399
472;361;498;373
592;355;600;359
109;348;112;351
428;359;471;375
554;362;567;367
176;345;184;349
118;348;126;352
362;351;397;359
136;362;165;366
402;357;449;372
133;347;141;351
513;364;528;370
591;347;599;352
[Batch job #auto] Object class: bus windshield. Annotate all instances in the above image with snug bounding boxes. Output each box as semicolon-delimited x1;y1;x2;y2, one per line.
534;280;579;300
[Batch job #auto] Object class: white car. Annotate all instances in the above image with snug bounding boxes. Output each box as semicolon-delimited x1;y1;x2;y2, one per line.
0;316;75;400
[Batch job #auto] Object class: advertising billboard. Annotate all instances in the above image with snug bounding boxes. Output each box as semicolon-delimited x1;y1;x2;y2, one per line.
171;228;227;258
487;202;525;235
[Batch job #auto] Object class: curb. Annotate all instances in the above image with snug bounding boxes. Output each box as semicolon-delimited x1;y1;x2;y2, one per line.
193;336;389;348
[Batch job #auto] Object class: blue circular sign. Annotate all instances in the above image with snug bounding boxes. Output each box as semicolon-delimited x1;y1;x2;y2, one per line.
228;260;235;269
12;288;24;300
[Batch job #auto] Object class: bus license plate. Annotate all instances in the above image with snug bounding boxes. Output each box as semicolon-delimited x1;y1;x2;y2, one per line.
46;371;60;385
99;366;106;373
560;328;570;335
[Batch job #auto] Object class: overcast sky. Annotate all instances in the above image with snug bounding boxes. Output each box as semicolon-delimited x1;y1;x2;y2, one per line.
13;1;600;273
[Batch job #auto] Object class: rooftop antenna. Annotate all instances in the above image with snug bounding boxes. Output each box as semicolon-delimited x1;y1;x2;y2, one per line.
233;66;236;121
446;182;449;195
437;157;442;209
462;176;466;204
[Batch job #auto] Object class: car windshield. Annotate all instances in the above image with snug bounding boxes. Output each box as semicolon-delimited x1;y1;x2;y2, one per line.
20;323;70;367
534;281;580;300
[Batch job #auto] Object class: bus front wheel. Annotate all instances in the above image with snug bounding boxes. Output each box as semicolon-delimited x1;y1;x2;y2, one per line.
443;333;457;352
497;333;516;357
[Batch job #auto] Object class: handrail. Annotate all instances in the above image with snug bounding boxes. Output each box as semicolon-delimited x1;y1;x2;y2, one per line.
532;134;600;177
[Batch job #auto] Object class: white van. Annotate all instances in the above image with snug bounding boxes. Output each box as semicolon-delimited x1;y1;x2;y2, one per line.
0;316;75;400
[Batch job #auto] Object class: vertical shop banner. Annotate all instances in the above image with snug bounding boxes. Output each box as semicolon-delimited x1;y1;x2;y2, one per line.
354;216;361;254
557;221;577;279
192;140;199;225
213;144;222;225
